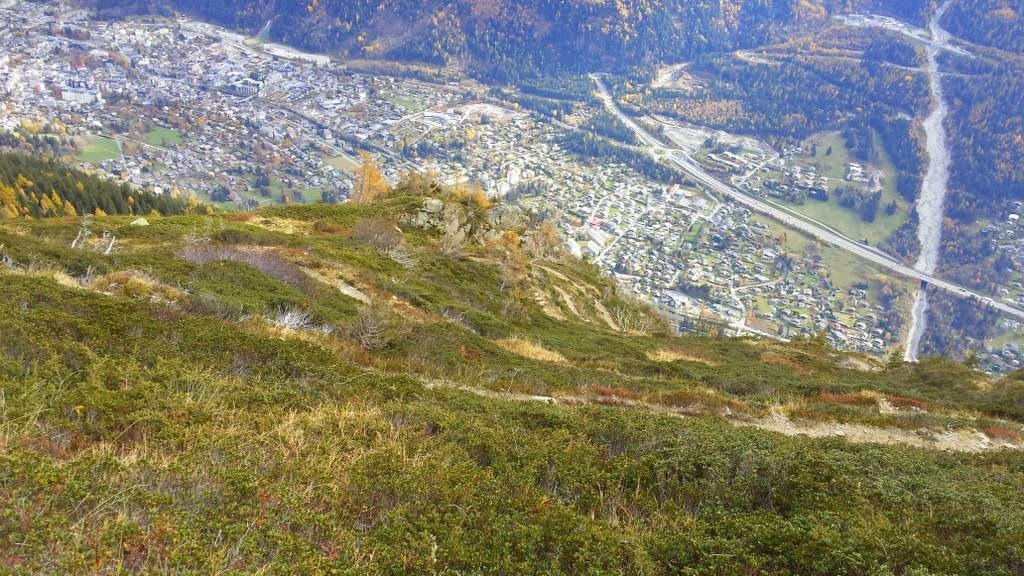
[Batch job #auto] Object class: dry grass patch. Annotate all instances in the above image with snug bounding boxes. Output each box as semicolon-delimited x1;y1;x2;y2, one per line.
533;287;566;321
249;217;313;235
0;257;82;290
972;377;995;391
224;213;256;223
818;390;879;407
0;223;29;236
646;348;717;366
37;269;82;290
656;387;752;416
551;285;582;319
496;338;568;364
91;270;185;303
239;316;380;367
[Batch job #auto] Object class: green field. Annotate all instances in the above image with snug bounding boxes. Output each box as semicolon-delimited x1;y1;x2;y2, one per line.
988;327;1024;350
785;131;911;246
753;295;774;315
810;131;849;179
75;135;120;164
385;95;429;112
324;153;360;173
299;186;324;203
754;214;882;291
144;126;185;147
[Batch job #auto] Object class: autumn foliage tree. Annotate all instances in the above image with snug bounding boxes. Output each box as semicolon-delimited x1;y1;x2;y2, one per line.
351;153;388;204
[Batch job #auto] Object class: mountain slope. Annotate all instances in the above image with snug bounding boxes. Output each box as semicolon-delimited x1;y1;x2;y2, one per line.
88;0;863;81
2;173;1024;573
86;0;945;82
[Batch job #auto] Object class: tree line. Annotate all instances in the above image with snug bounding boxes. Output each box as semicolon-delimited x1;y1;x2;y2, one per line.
0;152;194;219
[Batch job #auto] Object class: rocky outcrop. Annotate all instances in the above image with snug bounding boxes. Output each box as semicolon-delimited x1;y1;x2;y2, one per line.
408;197;525;244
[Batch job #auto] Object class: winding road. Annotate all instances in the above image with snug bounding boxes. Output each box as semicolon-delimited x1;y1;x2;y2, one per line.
589;74;1024;327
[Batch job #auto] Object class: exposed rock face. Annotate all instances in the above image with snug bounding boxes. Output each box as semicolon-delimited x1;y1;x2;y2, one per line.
408;197;525;244
488;204;525;231
442;203;468;243
422;198;444;214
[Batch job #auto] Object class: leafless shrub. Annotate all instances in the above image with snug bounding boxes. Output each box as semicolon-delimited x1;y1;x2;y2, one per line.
179;246;313;292
68;215;117;254
262;307;336;335
348;306;390;351
25;259;58;274
184;220;217;246
441;307;477;333
70;215;93;249
0;245;17;270
78;265;97;286
351;218;402;252
98;231;118;255
386;246;417;270
268;307;315;331
611;303;671;335
388;411;410;431
611;306;653;334
229;351;260;377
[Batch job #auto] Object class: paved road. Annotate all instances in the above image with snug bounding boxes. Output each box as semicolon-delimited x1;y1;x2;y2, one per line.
589;74;1024;323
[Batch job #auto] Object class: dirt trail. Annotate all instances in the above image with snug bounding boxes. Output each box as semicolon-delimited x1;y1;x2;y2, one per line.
302;267;371;304
593;300;621;331
535;264;600;298
552;285;583;319
744;413;1008;452
533;287;566;320
423;379;1021;454
534;265;622;331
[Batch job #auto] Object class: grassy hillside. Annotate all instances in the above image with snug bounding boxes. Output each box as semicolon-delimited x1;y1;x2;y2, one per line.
2;178;1024;573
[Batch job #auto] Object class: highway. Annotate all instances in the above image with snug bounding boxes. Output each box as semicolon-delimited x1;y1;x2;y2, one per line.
589;74;1024;323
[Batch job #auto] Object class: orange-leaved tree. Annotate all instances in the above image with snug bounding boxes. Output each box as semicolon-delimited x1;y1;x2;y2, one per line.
352;153;388;204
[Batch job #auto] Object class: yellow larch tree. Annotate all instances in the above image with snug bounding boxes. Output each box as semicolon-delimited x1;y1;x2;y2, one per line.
352;153;388;204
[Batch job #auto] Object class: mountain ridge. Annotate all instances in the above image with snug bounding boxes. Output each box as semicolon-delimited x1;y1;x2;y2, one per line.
84;0;930;80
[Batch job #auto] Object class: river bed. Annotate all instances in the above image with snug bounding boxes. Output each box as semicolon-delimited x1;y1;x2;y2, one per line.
904;0;956;362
